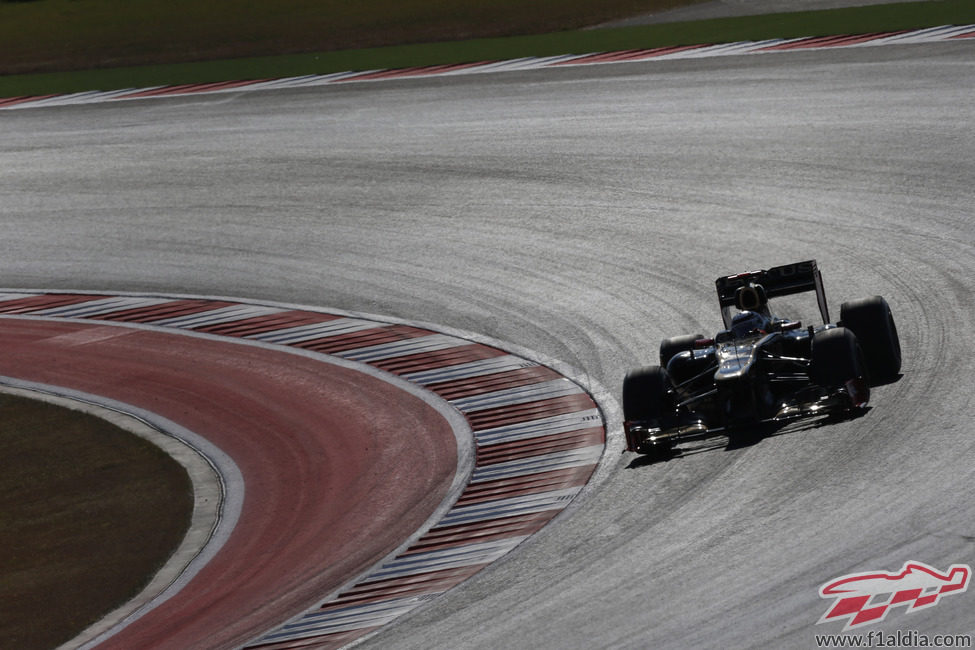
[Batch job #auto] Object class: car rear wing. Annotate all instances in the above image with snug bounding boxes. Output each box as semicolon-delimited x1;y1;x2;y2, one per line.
715;259;829;328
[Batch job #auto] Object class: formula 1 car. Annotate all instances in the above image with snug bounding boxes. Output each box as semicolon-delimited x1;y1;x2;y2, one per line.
623;260;901;458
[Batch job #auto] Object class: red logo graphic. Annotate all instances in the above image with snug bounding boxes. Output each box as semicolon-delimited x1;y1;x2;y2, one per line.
818;561;970;630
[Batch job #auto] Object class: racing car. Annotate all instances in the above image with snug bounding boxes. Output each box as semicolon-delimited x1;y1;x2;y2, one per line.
623;260;901;458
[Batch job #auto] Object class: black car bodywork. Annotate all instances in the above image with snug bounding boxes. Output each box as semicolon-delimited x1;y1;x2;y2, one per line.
623;260;901;458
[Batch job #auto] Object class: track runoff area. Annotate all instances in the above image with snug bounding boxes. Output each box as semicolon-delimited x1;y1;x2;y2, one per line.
1;23;973;110
0;291;609;648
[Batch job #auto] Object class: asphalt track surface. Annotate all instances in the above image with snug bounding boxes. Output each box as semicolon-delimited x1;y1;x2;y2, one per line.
2;39;975;648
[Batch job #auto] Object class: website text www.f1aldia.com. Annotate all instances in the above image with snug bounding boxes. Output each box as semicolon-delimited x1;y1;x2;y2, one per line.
816;630;973;648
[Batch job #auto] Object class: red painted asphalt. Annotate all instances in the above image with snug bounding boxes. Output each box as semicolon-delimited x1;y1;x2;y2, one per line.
0;318;458;649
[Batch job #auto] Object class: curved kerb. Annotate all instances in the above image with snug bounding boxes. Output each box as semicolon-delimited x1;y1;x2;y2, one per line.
0;290;615;649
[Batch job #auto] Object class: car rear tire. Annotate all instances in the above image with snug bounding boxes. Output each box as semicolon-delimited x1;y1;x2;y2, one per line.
659;333;704;368
839;295;901;383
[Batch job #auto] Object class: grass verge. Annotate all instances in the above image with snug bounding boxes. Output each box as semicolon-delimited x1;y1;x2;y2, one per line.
0;0;704;74
1;1;973;98
0;393;193;649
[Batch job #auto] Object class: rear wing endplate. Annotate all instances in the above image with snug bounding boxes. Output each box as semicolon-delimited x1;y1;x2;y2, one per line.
715;259;829;328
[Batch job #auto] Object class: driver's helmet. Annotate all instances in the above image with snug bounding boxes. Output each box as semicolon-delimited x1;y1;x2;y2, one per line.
735;283;769;314
730;310;770;338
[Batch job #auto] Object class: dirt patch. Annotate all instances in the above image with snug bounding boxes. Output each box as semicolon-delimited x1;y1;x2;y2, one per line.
0;393;193;649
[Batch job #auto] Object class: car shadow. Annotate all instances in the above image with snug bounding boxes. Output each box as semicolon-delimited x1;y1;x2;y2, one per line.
624;438;725;468
871;373;903;388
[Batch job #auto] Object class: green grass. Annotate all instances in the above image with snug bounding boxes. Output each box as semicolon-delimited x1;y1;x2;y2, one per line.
0;394;193;649
0;0;705;74
1;0;973;98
